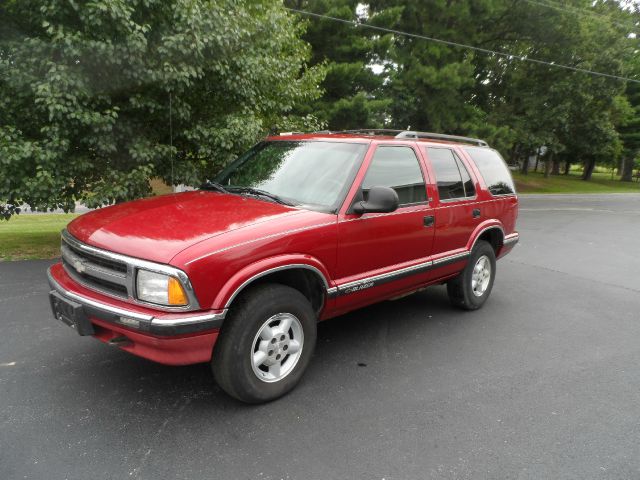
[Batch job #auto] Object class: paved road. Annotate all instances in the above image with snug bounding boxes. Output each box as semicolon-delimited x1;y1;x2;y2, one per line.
1;194;640;480
16;202;92;215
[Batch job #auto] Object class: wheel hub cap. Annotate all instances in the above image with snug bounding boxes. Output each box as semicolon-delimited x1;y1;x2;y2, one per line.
251;313;304;383
471;255;491;297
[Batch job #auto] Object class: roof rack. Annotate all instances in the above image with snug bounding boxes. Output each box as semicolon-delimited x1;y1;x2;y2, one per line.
340;129;405;136
396;131;488;147
335;129;488;147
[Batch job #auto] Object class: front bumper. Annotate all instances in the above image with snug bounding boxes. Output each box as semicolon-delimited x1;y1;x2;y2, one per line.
48;263;227;365
48;264;226;336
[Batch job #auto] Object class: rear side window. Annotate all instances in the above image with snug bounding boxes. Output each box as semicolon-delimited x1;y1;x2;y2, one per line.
463;147;516;196
362;146;427;205
456;153;475;197
427;147;475;201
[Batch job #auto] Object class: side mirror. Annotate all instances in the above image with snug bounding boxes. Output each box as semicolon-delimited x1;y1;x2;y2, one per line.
352;186;399;214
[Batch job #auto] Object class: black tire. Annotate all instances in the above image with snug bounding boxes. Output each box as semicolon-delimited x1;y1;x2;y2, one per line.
211;283;317;403
447;240;496;311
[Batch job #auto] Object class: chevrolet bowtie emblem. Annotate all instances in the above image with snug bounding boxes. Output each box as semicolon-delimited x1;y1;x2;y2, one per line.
73;259;86;273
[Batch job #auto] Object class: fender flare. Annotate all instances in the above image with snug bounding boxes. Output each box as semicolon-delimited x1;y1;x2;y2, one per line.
467;221;505;252
212;254;334;310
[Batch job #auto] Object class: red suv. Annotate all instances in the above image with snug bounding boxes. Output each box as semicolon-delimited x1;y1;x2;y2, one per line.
48;130;519;403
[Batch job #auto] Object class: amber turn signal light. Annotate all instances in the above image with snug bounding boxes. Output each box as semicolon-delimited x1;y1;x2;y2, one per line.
168;277;188;306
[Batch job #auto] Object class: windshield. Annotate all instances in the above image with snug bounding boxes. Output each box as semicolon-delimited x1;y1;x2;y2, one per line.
215;141;367;211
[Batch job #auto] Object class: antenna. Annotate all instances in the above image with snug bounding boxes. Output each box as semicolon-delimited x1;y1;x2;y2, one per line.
169;91;174;191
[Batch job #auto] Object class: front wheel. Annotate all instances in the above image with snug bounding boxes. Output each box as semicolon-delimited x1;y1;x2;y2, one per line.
212;283;317;403
447;240;496;310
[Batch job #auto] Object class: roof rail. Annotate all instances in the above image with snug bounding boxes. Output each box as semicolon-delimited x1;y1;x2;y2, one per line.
395;130;488;147
340;129;405;136
334;129;488;146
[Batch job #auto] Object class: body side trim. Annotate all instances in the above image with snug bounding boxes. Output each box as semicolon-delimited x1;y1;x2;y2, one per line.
334;250;471;297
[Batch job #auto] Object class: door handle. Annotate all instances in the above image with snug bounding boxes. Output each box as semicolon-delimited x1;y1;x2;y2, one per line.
472;209;481;218
423;215;434;227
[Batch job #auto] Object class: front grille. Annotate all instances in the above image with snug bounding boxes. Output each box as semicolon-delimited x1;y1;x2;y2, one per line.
66;243;127;274
61;257;129;296
61;234;130;299
59;229;199;312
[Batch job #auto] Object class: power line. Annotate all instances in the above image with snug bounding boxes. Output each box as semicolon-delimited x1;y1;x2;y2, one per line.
285;7;640;84
521;0;638;32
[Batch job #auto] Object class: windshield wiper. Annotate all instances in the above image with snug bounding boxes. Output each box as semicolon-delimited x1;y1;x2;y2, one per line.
200;180;229;194
228;187;295;206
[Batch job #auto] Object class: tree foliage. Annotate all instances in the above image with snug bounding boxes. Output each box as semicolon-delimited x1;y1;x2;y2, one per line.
291;0;639;178
0;0;324;218
284;0;391;129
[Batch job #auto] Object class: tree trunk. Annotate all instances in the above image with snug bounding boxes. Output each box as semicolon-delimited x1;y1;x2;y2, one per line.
544;153;553;178
564;161;571;175
621;157;634;182
509;144;519;165
582;159;596;180
552;158;560;175
521;155;530;175
534;154;540;173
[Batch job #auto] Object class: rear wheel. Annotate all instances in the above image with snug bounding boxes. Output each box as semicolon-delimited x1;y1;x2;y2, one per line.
447;240;496;310
212;283;317;403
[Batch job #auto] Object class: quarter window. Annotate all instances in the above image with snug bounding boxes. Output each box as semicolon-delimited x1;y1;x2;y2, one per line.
428;148;476;200
362;146;427;205
463;147;516;196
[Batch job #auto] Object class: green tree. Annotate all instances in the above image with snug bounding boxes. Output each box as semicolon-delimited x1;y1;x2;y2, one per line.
619;31;640;182
474;0;634;179
285;0;390;129
367;0;503;135
619;81;640;181
0;0;324;219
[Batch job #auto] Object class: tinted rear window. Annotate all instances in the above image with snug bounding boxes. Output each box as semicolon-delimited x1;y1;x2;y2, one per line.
463;147;516;196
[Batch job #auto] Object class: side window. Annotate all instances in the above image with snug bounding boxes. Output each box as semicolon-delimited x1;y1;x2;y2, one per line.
463;146;516;196
427;147;475;201
362;146;427;205
456;153;476;197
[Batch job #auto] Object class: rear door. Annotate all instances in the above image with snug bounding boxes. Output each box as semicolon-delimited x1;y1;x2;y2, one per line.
333;143;436;312
423;146;481;280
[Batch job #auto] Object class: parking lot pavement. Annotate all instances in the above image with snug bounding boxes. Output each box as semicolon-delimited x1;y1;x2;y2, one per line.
1;193;640;480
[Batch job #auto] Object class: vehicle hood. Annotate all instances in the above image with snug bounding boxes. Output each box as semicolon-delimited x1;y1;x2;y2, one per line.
67;191;305;264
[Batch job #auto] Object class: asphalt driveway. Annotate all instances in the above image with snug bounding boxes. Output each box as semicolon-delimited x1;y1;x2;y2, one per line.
1;194;639;480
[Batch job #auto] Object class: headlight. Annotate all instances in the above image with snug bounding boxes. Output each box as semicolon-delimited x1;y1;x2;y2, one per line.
136;270;188;306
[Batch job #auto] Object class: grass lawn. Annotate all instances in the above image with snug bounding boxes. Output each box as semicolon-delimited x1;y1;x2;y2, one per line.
513;171;640;194
0;213;79;261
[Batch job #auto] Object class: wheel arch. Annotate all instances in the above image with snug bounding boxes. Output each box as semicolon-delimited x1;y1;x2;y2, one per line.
214;256;334;316
468;222;505;255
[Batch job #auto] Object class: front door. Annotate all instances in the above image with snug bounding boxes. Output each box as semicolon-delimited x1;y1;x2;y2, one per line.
333;144;436;312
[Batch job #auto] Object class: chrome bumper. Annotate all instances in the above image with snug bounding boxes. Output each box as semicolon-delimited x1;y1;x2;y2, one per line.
47;267;226;336
503;232;519;247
